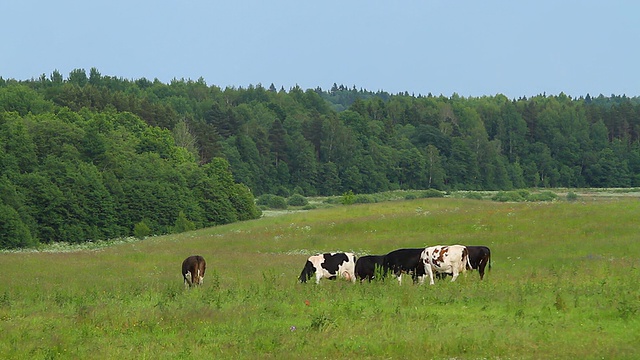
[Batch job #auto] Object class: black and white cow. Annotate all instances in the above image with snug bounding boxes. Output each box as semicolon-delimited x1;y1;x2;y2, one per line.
298;252;357;284
354;255;386;282
466;245;492;280
182;255;206;288
382;248;426;285
421;245;469;285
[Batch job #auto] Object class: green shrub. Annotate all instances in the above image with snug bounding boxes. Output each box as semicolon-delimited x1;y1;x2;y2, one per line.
527;191;558;202
341;190;355;205
464;192;484;200
256;194;274;206
567;191;579;202
287;194;309;207
133;220;151;239
404;193;417;200
257;194;287;208
173;211;196;233
353;195;375;204
267;195;287;209
492;191;526;202
420;189;445;198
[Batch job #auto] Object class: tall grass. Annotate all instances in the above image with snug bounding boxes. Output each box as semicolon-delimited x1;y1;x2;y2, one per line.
1;197;639;359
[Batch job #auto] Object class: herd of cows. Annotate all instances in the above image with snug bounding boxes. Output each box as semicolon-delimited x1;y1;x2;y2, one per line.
182;245;491;288
298;245;492;285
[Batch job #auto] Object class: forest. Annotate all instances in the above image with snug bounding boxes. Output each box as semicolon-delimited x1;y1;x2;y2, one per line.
1;68;640;248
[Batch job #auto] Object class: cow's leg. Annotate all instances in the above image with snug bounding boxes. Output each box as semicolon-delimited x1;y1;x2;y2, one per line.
184;272;193;288
425;264;435;285
315;273;323;284
450;269;459;282
478;259;487;280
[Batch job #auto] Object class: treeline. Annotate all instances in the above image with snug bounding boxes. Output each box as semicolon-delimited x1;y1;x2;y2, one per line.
2;69;640;246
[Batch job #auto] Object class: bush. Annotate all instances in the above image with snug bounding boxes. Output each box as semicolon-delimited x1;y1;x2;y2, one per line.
464;192;484;200
287;194;309;207
256;194;274;206
420;189;445;198
404;193;418;200
492;191;526;202
341;190;355;205
527;191;558;202
566;191;579;202
173;211;196;233
133;220;151;239
257;194;288;209
256;194;287;208
353;195;375;204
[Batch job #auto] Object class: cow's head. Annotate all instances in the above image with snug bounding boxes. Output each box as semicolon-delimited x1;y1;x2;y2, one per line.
298;260;316;283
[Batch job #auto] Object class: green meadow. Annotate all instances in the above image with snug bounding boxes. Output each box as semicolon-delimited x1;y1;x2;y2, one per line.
1;195;639;359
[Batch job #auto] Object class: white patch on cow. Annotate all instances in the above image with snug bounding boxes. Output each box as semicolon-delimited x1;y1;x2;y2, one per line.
421;245;469;285
184;272;192;288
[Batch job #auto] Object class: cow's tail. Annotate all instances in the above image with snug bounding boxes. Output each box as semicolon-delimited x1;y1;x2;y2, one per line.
487;252;492;272
464;248;471;273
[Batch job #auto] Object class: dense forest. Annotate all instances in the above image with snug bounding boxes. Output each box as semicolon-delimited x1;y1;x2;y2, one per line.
1;68;640;248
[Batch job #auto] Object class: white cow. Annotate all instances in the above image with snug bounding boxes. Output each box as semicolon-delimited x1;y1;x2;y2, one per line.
421;245;470;285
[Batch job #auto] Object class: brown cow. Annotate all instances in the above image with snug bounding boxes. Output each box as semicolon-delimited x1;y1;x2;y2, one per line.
182;255;206;288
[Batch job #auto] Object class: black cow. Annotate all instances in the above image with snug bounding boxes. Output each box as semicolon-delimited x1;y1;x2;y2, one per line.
182;255;206;288
466;245;491;279
354;255;386;282
383;248;426;285
298;252;357;284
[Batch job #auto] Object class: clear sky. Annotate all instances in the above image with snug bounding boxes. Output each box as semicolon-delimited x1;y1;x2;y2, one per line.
2;1;639;98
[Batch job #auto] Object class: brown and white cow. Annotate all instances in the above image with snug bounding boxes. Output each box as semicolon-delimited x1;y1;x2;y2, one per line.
298;252;357;284
182;255;206;288
421;245;470;285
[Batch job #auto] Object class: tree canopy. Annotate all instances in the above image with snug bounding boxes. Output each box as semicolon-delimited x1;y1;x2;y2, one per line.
2;69;640;248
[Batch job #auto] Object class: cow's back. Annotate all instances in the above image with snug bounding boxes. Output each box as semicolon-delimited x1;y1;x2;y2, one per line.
182;255;206;287
466;245;491;279
383;248;425;273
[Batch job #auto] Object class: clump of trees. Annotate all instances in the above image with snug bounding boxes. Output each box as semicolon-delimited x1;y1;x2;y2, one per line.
2;68;640;247
0;78;261;249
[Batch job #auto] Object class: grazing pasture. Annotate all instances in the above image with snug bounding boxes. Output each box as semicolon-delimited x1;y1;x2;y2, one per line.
0;196;639;359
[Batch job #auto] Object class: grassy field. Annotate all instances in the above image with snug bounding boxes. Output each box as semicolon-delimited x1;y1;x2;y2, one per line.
1;195;639;359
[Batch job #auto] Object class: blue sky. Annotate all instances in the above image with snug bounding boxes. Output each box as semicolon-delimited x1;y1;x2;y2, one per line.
3;1;639;98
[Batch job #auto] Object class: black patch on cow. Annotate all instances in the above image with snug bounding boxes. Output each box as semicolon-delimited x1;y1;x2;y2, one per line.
321;253;349;275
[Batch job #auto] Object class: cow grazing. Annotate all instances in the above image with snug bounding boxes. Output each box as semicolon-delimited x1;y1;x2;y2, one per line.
355;255;386;282
182;255;206;288
421;245;470;285
382;248;426;285
298;252;357;284
466;245;492;280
